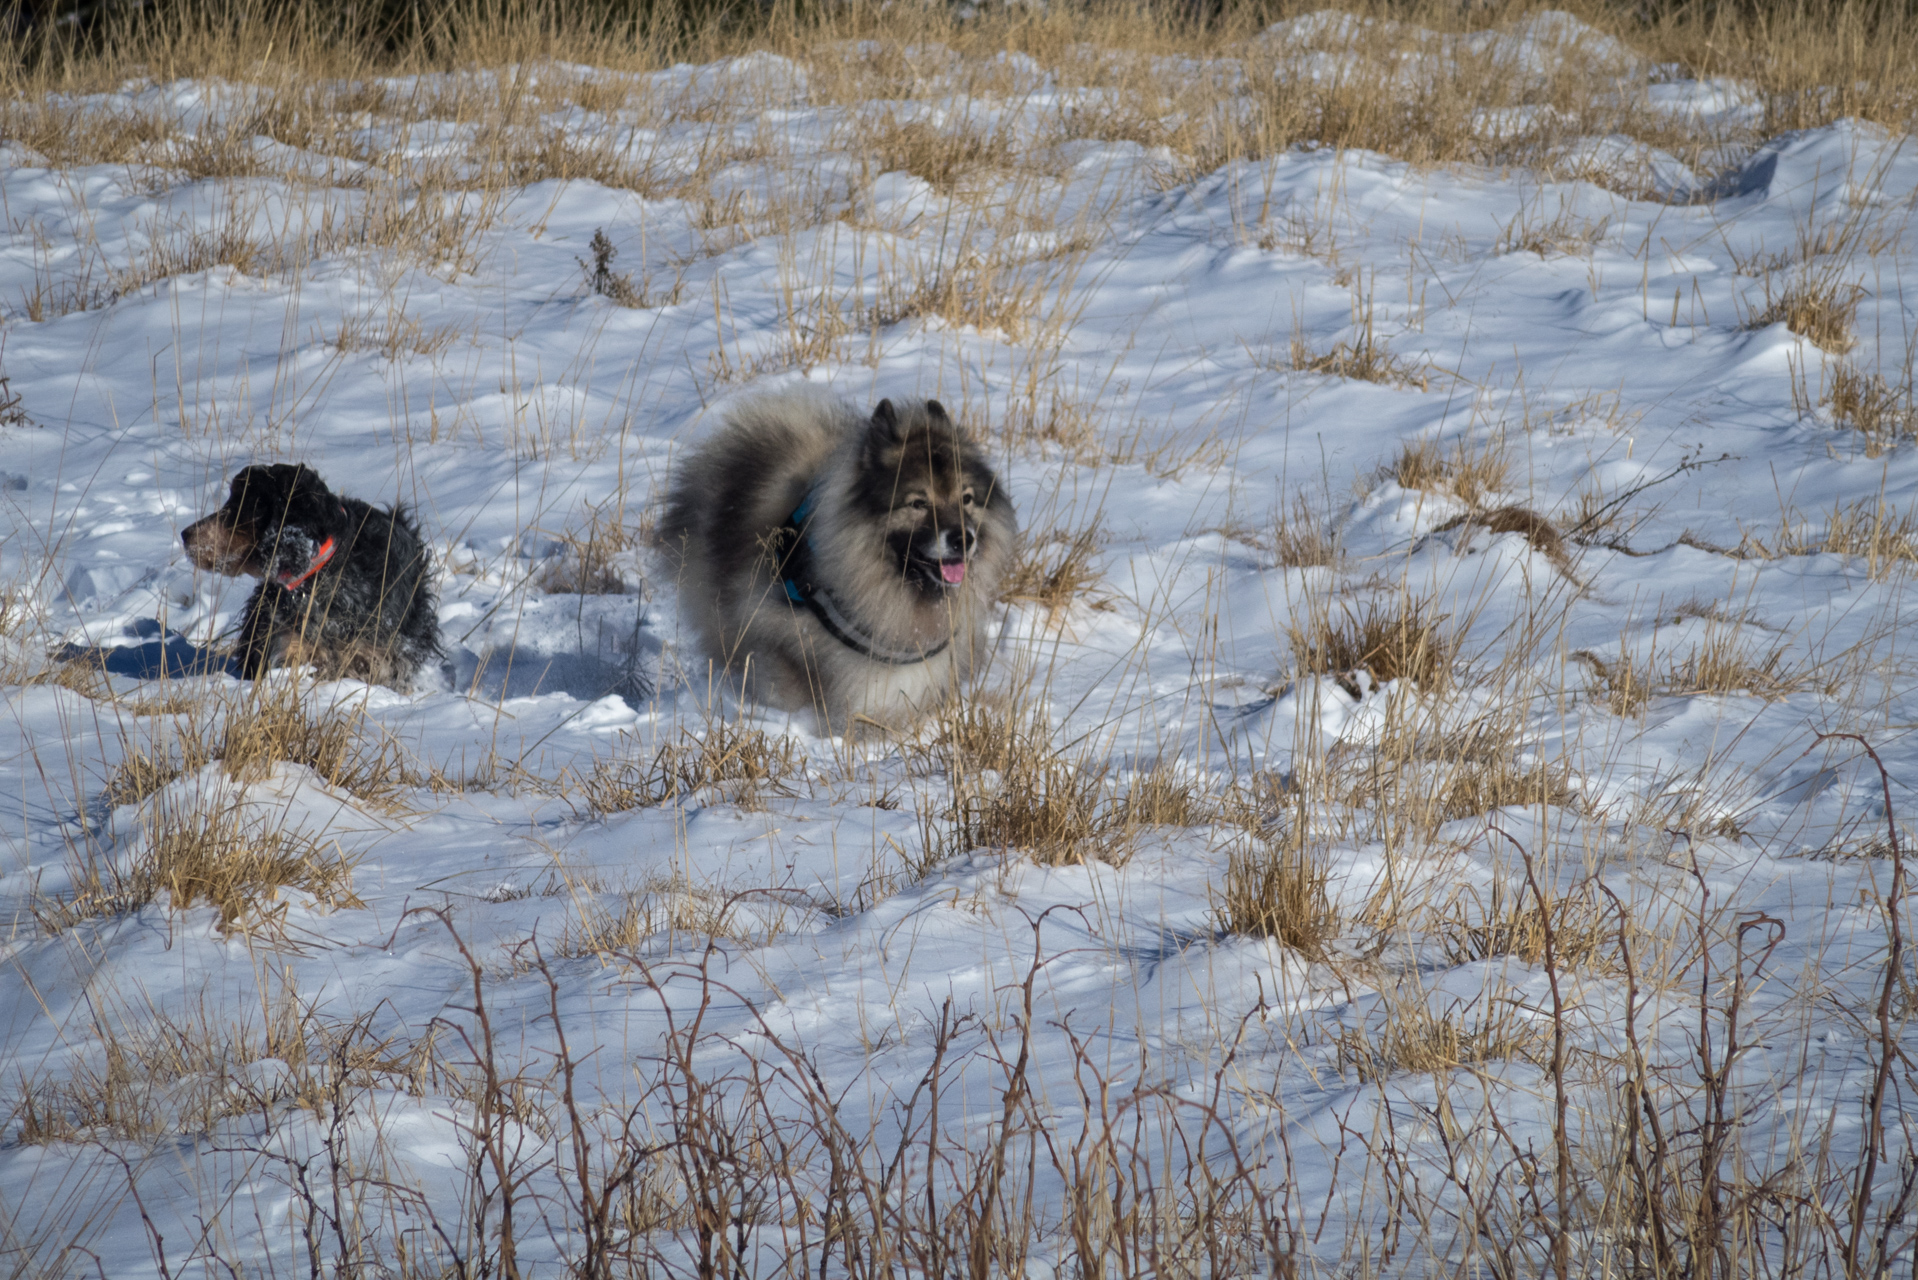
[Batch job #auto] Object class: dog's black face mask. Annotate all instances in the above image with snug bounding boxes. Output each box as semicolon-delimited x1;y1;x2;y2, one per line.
859;399;995;595
183;464;343;588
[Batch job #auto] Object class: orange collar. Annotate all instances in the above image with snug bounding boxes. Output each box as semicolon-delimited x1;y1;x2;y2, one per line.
277;536;336;591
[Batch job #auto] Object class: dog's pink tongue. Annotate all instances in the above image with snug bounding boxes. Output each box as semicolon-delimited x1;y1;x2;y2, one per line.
940;560;967;585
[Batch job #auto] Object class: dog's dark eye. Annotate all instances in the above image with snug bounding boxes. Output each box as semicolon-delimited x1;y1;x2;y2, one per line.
961;491;975;507
907;496;930;512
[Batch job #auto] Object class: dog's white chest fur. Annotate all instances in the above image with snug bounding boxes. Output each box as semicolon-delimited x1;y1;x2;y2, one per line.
832;646;955;720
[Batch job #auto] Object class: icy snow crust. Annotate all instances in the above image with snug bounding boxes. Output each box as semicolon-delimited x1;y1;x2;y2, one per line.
1;11;1916;1275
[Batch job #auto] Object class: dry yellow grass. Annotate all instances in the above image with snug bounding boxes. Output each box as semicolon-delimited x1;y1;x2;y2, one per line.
539;502;635;595
1288;596;1454;691
98;682;411;812
1335;995;1541;1083
38;793;360;932
1391;437;1511;509
1001;524;1106;614
1820;365;1918;457
6;0;1918;233
1213;834;1338;958
577;720;804;814
1437;878;1614;970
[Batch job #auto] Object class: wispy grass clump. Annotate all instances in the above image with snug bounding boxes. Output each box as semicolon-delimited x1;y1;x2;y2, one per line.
1289;596;1453;691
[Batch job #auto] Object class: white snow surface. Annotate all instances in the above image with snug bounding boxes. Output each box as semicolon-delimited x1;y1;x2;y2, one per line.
1;14;1917;1275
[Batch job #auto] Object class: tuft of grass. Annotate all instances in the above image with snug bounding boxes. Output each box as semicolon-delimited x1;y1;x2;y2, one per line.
1114;764;1208;829
1000;524;1104;614
539;504;634;594
949;755;1117;867
1391;437;1510;509
577;721;803;815
1663;630;1818;701
1749;277;1864;353
1497;201;1609;257
331;308;462;360
868;117;1010;193
1213;834;1336;959
1335;996;1541;1084
1290;311;1429;389
1577;624;1819;713
1437;878;1614;970
99;682;410;811
1429;753;1583;824
1821;364;1918;456
1434;505;1574;573
1289;596;1453;692
924;694;1129;867
1272;492;1341;568
1756;498;1918;579
6;989;427;1144
1574;646;1655;716
560;877;791;956
39;794;360;932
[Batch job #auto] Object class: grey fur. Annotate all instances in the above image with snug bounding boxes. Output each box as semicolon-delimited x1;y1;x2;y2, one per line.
657;390;1017;728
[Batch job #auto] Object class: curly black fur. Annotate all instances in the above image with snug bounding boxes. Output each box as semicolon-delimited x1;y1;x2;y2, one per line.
182;464;442;691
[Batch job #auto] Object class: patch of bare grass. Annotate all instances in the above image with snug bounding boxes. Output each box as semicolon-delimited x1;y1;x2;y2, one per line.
1748;275;1864;353
1391;436;1511;509
577;721;803;815
1497;200;1609;257
1288;596;1453;692
1820;364;1918;456
1213;834;1337;959
1437;878;1614;970
560;876;793;956
1335;995;1541;1084
1434;505;1574;573
1289;292;1432;390
1429;753;1583;824
867;116;1010;193
331;308;463;360
1774;498;1918;578
100;682;411;811
538;503;634;594
1663;630;1819;701
1001;523;1106;615
922;695;1152;868
6;989;426;1144
39;792;360;932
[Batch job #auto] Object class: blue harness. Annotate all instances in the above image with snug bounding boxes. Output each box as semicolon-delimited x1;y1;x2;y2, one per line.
776;491;949;665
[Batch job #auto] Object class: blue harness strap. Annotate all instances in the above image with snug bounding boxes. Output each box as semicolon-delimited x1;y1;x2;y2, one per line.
776;487;948;666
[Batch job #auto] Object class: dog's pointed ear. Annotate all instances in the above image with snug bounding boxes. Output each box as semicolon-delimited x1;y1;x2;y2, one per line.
872;398;903;441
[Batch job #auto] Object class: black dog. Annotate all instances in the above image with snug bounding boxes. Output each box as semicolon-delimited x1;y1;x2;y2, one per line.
182;464;441;691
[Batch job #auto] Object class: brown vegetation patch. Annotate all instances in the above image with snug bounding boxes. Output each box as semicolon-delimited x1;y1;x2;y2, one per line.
1213;835;1337;959
38;794;360;932
1748;277;1863;353
1335;997;1541;1083
1391;437;1510;509
1821;365;1918;456
1437;878;1614;970
1001;524;1105;614
577;721;803;814
1288;597;1453;691
1435;505;1573;572
868;117;1011;192
539;503;634;594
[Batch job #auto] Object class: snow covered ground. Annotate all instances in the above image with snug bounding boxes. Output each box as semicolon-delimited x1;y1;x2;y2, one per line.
2;9;1916;1275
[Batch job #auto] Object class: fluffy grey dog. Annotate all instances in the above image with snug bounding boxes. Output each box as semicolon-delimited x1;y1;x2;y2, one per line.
657;391;1017;728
